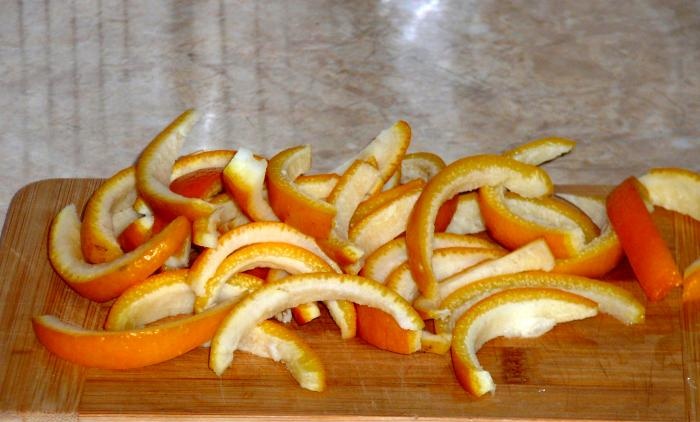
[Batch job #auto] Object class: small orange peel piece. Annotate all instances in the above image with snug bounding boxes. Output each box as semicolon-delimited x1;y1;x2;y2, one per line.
478;185;599;259
80;166;138;263
135;109;216;221
638;167;700;221
551;194;623;278
294;173;339;200
267;145;337;238
169;167;223;200
451;287;598;397
49;205;191;302
606;177;683;301
222;148;279;222
238;319;327;392
503;137;576;166
210;273;424;375
400;151;446;183
405;154;554;302
334;121;411;191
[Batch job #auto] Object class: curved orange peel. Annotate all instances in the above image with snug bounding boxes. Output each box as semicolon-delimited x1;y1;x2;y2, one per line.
222;148;279;222
49;205;190;302
135;109;216;221
210;273;424;375
267;145;336;238
451;287;597;397
80;166;138;263
405;154;553;302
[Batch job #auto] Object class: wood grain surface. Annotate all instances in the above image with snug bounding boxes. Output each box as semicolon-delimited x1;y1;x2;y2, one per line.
0;179;698;421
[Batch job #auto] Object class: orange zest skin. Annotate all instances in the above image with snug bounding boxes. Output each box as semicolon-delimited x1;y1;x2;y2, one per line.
606;177;683;301
169;167;224;199
222;149;279;222
267;145;337;238
355;305;421;354
478;186;599;259
32;302;234;370
117;215;154;252
80;166;137;264
49;205;191;302
135;109;216;222
405;154;553;302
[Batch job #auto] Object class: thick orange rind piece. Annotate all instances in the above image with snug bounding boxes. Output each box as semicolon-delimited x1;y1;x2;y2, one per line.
606;177;682;301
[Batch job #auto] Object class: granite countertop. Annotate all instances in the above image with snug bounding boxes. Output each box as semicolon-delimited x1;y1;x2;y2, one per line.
1;1;699;229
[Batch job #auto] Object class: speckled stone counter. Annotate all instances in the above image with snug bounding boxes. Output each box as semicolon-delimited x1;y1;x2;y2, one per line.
1;0;699;228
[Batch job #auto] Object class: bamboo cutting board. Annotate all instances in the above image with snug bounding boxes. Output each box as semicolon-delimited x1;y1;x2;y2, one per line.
0;179;698;421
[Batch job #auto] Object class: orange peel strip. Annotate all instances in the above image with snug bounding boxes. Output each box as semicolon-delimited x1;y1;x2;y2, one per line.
267;145;337;238
606;177;682;301
435;271;645;341
81;166;138;263
503;137;576;166
478;185;599;259
638;167;700;220
451;288;597;397
405;154;553;302
210;273;424;375
552;194;623;278
49;205;190;302
222;148;279;222
333;121;411;191
33;302;235;370
188;221;339;297
135;109;216;221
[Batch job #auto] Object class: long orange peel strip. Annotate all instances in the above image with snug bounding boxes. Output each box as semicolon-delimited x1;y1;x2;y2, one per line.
102;269;325;391
435;271;645;342
210;273;424;376
135;109;216;221
606;177;683;301
405;154;553;304
32;301;235;370
194;242;333;312
450;287;598;397
49;204;190;302
188;221;339;297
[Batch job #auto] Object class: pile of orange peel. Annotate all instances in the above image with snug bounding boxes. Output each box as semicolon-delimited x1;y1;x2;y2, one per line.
33;109;700;397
